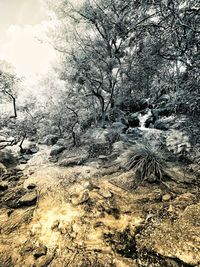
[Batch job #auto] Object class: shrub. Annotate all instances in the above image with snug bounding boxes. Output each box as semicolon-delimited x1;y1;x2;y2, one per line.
126;144;166;181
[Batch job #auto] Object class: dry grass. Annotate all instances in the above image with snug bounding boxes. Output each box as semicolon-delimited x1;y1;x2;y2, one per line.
126;144;166;181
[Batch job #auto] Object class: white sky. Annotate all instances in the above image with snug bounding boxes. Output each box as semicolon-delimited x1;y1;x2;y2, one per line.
0;0;57;77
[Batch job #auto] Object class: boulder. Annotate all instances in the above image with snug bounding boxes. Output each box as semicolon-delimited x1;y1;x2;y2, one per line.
21;142;39;154
154;120;170;131
0;150;17;167
59;156;86;167
157;94;170;104
162;194;172;202
19;191;37;206
33;244;48;259
137;203;200;266
71;190;90;205
50;145;65;156
39;135;59;146
0;181;8;191
88;142;112;158
27;183;37;190
98;188;112;198
0;162;7;175
144;116;156;128
83;128;109;143
126;128;143;138
5;188;27;208
56;138;69;147
152;107;172;119
112;122;127;133
128;114;140;128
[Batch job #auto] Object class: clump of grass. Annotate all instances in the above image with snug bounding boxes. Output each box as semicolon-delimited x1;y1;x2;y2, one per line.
126;144;166;181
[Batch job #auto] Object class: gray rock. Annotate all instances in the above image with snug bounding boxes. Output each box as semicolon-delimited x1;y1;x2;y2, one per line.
5;188;27;208
162;194;172;202
98;188;112;198
50;145;65;156
27;183;37;190
22;142;39;154
0;181;8;191
0;150;17;167
36;253;55;267
39;135;59;146
88;142;112;158
19;191;37;206
157;94;170;103
34;244;48;259
128;114;140;128
112;122;127;133
71;191;90;205
59;156;85;167
56;138;69;146
154;120;170;131
29;146;39;154
152;107;172;119
126;128;143;138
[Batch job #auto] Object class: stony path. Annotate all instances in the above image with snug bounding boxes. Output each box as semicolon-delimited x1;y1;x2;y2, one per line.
0;148;200;266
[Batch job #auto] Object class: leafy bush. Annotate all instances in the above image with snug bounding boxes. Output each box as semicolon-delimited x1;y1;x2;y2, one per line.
126;144;166;181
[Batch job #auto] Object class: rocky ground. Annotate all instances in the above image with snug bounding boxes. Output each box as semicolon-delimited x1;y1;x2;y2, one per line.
0;108;200;267
0;143;200;267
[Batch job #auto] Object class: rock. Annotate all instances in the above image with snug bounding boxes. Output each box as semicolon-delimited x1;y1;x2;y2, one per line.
88;142;112;158
39;135;59;146
19;191;37;206
157;94;170;104
21;154;32;161
137;203;200;266
56;138;69;147
36;254;54;267
5;188;27;208
71;190;90;205
84;128;110;143
174;193;196;203
19;158;28;164
22;142;39;154
144;115;156;128
162;194;172;202
33;244;47;259
164;258;180;267
154;120;170;131
29;146;39;154
112;122;127;133
152;107;172;119
166;130;191;156
126;128;143;138
27;183;36;190
98;188;112;198
50;145;65;156
98;155;108;162
0;162;7;175
0;255;14;267
0;150;17;167
0;181;8;191
128;114;140;128
146;174;157;183
59;156;85;167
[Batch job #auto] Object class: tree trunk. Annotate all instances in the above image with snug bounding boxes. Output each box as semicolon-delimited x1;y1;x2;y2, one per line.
5;91;17;118
12;97;17;118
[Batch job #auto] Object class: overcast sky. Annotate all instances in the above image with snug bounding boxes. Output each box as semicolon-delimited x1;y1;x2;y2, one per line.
0;0;56;77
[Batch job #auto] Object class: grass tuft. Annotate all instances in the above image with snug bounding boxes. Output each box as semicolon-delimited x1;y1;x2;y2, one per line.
126;144;166;181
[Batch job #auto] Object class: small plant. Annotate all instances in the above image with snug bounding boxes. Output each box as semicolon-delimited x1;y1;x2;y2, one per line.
126;144;166;182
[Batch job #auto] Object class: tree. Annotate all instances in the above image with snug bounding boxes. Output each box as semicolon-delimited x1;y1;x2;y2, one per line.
0;63;19;118
46;0;200;125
